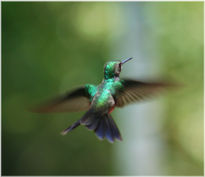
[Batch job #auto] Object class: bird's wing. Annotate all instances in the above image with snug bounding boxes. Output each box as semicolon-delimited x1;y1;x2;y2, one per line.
32;86;95;113
115;79;173;107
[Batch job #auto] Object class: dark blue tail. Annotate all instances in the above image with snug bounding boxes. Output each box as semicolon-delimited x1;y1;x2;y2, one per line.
80;110;122;143
62;109;122;143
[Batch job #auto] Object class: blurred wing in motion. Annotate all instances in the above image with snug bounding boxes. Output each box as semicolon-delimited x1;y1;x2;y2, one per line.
115;79;174;107
32;86;92;113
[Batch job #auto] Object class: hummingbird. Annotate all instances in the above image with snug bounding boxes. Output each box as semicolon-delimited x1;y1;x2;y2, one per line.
34;57;172;143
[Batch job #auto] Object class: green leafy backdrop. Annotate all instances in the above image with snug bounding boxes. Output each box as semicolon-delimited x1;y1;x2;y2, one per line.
2;2;203;175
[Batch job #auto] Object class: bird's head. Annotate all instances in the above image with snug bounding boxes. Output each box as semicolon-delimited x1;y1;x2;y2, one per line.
104;57;133;79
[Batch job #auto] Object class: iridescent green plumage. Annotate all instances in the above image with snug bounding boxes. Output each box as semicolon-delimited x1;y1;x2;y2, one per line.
104;61;118;79
34;57;172;143
85;84;97;101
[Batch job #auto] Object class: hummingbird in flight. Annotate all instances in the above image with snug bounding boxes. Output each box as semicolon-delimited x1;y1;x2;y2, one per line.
34;57;172;143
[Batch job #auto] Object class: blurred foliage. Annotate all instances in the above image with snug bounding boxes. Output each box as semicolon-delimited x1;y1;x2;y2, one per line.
147;3;204;175
2;2;203;176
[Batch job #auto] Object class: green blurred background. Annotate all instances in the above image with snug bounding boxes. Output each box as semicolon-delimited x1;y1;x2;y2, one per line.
2;2;203;176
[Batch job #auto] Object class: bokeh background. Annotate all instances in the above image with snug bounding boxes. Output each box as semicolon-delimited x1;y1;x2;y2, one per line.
2;2;203;176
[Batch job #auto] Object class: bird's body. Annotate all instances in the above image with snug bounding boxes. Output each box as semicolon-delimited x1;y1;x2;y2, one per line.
34;58;173;143
88;78;121;113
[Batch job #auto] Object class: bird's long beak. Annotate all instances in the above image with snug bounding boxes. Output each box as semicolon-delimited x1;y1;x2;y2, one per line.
121;57;133;65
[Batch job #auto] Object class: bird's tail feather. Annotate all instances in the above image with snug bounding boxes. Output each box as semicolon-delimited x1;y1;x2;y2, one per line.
80;110;122;143
61;109;96;135
61;119;81;135
62;109;122;143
